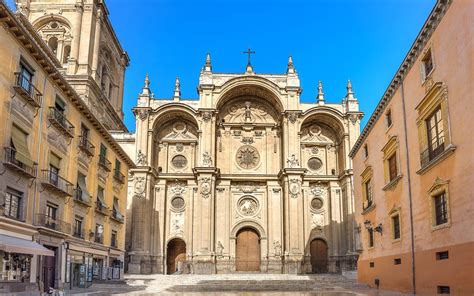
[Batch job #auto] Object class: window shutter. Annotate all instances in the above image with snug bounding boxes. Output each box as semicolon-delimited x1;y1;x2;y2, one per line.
11;126;34;167
50;153;61;169
77;173;90;202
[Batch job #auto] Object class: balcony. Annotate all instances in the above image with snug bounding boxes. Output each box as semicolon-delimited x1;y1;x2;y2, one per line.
73;231;85;239
78;136;95;156
94;235;104;244
111;209;124;223
420;143;445;168
3;147;37;179
95;200;109;215
98;155;112;172
73;188;92;207
36;213;71;234
41;170;74;197
111;239;118;248
48;107;75;138
13;72;42;108
113;169;125;184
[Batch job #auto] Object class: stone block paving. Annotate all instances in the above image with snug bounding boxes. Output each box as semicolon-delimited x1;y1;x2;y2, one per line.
67;274;412;296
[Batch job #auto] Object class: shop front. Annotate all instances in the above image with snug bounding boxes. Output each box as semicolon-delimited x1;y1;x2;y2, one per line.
0;234;54;293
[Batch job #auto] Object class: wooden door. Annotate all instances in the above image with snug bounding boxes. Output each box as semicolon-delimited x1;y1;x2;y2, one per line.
310;239;328;273
236;228;260;271
43;253;56;292
166;239;186;274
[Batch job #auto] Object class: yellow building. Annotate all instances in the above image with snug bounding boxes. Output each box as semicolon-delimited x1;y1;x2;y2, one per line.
0;1;133;293
350;0;473;295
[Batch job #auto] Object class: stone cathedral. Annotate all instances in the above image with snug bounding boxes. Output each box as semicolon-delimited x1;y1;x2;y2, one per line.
116;55;362;274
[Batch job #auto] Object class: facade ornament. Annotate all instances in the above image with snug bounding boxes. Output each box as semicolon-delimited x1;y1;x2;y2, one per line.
317;80;325;104
203;52;212;72
216;241;224;257
287;112;298;124
176;143;184;152
241;137;254;145
173;76;181;101
244;101;252;123
287;154;300;168
287;56;296;74
310;185;326;198
136;150;148;166
202;152;213;167
199;177;211;198
138;109;149;120
289;178;301;198
201;111;212;122
273;240;282;256
237;182;260;193
216;187;225;193
272;188;281;194
170;212;184;236
349;114;359;125
238;197;258;216
311;212;324;229
169;182;187;196
134;176;146;199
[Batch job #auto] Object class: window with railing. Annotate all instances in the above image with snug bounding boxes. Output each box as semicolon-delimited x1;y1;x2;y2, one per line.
425;107;445;161
41;169;74;196
75;172;91;205
392;214;401;240
98;144;111;171
6;126;37;178
45;203;58;229
78;125;94;156
364;179;373;209
113;159;125;183
48;107;75;138
13;64;42;108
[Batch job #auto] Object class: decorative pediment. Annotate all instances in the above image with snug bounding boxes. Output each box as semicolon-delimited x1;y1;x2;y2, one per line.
159;121;198;143
300;124;334;144
219;98;278;124
427;177;449;194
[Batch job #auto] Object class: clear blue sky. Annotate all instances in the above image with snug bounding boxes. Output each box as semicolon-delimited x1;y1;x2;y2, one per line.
7;0;436;132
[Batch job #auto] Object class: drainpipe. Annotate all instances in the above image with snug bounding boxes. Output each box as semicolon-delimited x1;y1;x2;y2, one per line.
400;81;416;294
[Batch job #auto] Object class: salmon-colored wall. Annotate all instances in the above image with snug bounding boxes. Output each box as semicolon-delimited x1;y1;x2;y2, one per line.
353;0;474;294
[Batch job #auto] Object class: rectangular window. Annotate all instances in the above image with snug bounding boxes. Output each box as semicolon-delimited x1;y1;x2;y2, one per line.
99;144;107;158
76;172;89;202
434;192;448;225
368;228;374;248
437;286;450;294
4;188;22;220
45;203;58;229
426;107;445;160
10;125;33;168
95;224;103;243
392;214;401;240
114;159;121;176
364;144;368;158
19;62;33;93
422;49;434;78
364;179;373;208
369;262;374;268
55;96;66;114
49;153;61;186
111;230;117;248
74;216;83;238
394;258;401;265
436;251;449;260
388;153;398;181
385;109;392;128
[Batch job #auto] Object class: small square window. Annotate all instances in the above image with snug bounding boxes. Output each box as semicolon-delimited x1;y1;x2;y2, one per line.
394;258;401;265
437;286;450;294
369;262;374;268
422;49;434;79
436;251;449;260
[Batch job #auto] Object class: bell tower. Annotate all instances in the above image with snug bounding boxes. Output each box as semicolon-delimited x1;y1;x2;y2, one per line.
16;0;129;131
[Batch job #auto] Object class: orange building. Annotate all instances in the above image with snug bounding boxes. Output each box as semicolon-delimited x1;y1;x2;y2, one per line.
350;0;473;295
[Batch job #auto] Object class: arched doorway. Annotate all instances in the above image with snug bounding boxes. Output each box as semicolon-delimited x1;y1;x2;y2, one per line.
166;238;186;274
236;227;260;271
310;239;328;273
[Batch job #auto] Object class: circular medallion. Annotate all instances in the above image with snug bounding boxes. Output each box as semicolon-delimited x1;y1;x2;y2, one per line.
311;147;319;155
308;157;323;171
237;196;259;216
311;198;323;210
236;145;260;169
309;125;322;136
171;155;187;169
173;122;187;133
171;197;185;210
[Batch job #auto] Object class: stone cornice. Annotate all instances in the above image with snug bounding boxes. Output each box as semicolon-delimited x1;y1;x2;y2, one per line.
0;3;135;168
349;0;452;158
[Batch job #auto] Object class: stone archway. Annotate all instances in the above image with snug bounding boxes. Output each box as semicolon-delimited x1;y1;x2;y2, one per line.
166;238;186;274
235;227;261;271
310;238;328;273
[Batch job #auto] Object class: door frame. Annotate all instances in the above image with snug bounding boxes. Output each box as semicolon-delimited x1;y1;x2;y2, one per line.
235;227;261;272
310;238;328;273
166;238;186;275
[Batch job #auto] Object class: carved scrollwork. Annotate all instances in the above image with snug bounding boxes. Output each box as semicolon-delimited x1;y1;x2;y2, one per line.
134;176;146;199
289;178;301;198
199;177;211;198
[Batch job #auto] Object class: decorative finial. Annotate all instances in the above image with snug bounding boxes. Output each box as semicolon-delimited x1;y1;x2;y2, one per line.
317;80;325;104
287;56;296;74
204;53;212;72
346;80;355;100
243;48;255;73
173;76;181;101
140;73;151;96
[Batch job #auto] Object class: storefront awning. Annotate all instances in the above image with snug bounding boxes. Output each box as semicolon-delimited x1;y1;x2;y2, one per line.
0;234;54;256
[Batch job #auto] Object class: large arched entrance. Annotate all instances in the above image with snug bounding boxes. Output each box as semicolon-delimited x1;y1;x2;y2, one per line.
235;228;261;271
310;239;328;273
166;238;186;274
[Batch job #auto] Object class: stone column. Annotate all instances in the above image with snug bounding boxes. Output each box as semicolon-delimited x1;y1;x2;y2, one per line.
91;9;103;80
67;2;83;75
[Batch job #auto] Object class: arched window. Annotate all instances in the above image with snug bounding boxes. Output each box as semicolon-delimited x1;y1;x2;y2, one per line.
48;37;58;54
62;45;71;64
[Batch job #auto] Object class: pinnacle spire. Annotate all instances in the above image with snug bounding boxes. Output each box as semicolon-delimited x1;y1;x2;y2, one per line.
287;55;296;74
203;53;212;72
317;80;325;104
346;80;356;100
173;76;181;101
140;73;151;96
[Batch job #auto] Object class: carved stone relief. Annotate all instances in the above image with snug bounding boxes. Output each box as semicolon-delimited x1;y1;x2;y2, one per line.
287;154;300;168
170;212;184;236
47;129;68;153
202;152;213;167
134;176;146;199
273;240;282;256
236;145;260;169
311;212;324;229
199;177;211;198
237;196;259;216
136;150;148;166
289;178;301;198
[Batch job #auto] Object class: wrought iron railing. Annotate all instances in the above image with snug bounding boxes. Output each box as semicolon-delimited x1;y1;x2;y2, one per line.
41;169;74;196
48;107;75;138
13;72;42;107
94;234;104;244
420;143;445;167
3;147;37;178
98;155;112;171
95;200;109;215
111;209;124;223
73;188;91;206
113;169;125;184
78;136;95;156
36;213;71;234
73;230;85;239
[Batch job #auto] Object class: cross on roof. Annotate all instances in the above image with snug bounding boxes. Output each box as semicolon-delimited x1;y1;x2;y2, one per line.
242;48;256;66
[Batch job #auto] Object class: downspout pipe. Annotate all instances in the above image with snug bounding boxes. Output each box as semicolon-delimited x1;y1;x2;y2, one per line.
400;81;416;294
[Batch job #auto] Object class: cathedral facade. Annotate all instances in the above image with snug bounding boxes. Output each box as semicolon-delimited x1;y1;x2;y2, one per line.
118;56;363;274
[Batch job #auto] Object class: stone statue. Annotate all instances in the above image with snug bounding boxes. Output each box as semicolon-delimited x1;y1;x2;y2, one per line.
136;150;147;166
202;152;213;167
216;241;224;257
287;154;300;168
244;101;252;123
273;240;282;256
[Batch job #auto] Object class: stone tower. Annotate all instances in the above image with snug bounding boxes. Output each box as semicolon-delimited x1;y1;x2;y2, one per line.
16;0;129;131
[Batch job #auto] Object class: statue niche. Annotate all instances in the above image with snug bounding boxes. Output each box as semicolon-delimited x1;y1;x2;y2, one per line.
154;120;198;174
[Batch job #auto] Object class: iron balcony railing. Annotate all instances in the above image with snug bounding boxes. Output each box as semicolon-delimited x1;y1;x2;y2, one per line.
98;155;112;172
78;136;95;156
113;169;125;184
73;188;92;207
73;230;85;239
13;72;42;108
111;209;124;223
111;239;118;248
95;200;109;215
3;147;37;178
48;107;75;138
41;169;74;196
95;234;104;244
36;213;71;234
420;143;445;167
